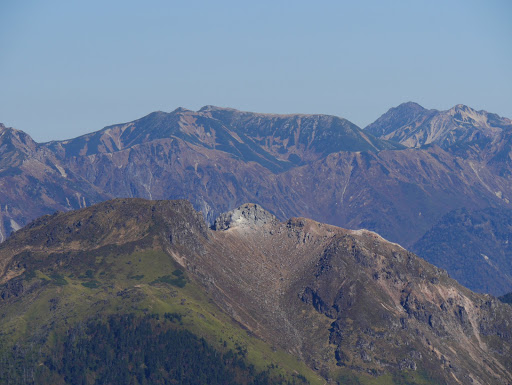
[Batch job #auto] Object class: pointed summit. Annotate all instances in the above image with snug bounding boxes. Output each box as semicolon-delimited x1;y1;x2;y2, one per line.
395;101;427;112
0;124;38;155
450;103;469;111
365;101;432;139
448;104;475;115
446;104;486;125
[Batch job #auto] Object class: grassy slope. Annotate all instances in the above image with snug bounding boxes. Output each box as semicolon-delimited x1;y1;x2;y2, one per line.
1;247;440;385
0;198;447;384
0;247;324;385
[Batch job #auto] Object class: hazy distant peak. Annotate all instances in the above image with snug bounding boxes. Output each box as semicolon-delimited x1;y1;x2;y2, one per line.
0;123;16;135
395;101;427;111
364;101;432;138
450;103;470;111
0;124;32;141
448;104;475;114
198;105;238;113
171;107;193;114
199;106;342;119
366;101;512;150
0;124;38;159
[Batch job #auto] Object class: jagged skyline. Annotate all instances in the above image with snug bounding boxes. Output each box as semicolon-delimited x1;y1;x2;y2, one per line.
1;0;511;142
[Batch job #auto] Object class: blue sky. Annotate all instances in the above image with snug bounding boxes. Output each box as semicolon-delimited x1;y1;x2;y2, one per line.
1;0;511;142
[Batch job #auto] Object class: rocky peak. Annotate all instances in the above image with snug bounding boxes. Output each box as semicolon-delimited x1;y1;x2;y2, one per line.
366;102;512;150
364;102;432;138
448;104;481;122
0;124;16;138
449;103;471;113
212;203;278;230
0;125;38;154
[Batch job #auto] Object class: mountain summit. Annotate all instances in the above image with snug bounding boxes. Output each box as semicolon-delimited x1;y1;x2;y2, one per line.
365;102;512;149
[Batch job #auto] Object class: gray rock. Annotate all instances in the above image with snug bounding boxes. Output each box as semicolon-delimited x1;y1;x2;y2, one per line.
212;203;278;230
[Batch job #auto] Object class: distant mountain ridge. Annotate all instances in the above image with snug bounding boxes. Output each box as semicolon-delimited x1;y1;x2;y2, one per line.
47;106;399;171
2;104;512;296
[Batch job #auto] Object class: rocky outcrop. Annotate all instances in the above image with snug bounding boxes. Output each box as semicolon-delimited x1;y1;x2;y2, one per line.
212;203;278;230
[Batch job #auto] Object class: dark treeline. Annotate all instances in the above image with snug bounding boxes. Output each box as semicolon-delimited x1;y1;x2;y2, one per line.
0;314;308;385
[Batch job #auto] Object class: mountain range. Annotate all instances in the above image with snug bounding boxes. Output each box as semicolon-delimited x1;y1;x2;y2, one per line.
0;199;511;384
1;103;512;295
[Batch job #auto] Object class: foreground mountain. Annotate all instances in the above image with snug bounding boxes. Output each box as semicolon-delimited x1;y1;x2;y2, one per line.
1;199;511;384
2;104;512;296
0;199;320;385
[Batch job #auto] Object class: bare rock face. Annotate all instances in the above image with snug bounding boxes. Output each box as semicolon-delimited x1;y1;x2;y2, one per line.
212;203;278;230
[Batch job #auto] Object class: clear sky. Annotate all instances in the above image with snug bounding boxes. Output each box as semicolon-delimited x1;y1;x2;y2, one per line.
1;0;511;142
